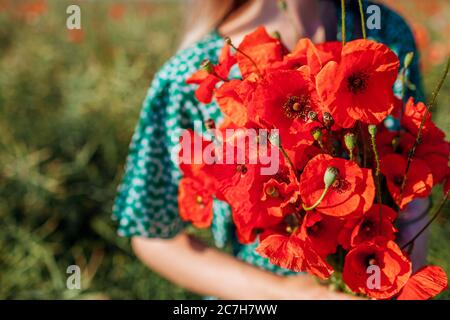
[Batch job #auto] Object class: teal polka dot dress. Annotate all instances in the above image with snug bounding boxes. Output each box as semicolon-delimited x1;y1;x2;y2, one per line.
113;1;424;275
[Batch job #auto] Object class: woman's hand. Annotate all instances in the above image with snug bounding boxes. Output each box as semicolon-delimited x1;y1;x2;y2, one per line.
280;274;364;300
132;232;364;300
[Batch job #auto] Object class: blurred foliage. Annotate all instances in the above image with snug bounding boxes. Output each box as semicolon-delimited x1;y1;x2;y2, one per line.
0;0;448;299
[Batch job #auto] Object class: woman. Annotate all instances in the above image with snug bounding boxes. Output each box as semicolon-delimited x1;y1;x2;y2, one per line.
113;0;427;299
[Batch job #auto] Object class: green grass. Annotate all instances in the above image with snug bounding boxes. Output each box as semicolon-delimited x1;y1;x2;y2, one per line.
0;0;448;299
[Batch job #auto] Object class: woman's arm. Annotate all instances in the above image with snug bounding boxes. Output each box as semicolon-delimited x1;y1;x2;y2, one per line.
131;232;359;300
396;198;430;272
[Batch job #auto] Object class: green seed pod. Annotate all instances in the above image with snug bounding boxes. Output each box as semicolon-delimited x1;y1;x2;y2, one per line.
324;166;339;188
308;111;318;121
200;59;214;74
404;52;414;69
277;0;287;11
368;124;377;136
344;132;356;151
311;128;322;141
271;31;282;40
323;112;334;127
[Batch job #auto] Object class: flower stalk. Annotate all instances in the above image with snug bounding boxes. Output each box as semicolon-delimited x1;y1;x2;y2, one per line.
303;167;339;211
341;0;346;45
401;191;449;250
399;56;450;203
368;125;383;235
224;37;262;77
357;0;366;39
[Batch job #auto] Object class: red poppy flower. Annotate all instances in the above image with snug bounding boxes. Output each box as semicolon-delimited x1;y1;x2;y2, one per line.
287;144;322;172
402;97;446;141
380;154;433;210
339;205;397;249
235;26;284;78
315;41;343;65
300;211;342;257
256;229;334;279
221;162;300;243
108;3;126;21
414;141;450;184
343;237;412;299
215;77;258;127
299;154;375;217
248;67;321;148
186;44;236;103
377;130;449;184
397;265;448;300
190;128;293;243
178;177;214;228
271;38;322;74
178;129;216;181
316;39;400;128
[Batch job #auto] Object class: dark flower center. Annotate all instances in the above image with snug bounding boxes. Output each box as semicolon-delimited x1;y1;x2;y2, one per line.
393;175;403;186
361;220;376;236
307;222;322;236
365;254;378;267
274;167;290;184
236;164;248;174
331;178;351;194
347;72;369;94
284;214;300;233
283;95;311;120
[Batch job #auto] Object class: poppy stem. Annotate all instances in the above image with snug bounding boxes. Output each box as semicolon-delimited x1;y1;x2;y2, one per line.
279;144;296;173
368;125;383;235
399;56;450;203
357;122;368;167
341;0;346;45
357;0;366;39
225;37;263;77
399;52;414;125
302;187;330;211
302;167;339;211
401;191;448;250
269;132;297;174
212;72;229;83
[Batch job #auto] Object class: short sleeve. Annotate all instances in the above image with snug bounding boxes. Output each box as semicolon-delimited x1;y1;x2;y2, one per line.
112;68;187;238
112;32;227;239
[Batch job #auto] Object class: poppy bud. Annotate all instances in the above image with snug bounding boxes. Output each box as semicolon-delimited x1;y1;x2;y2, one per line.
323;112;334;127
324;166;339;188
277;0;287;11
311;128;322;141
404;52;414;69
271;31;281;40
265;185;279;198
236;164;248;174
269;131;280;147
205;118;216;130
368;124;377;136
200;59;214;74
344;132;356;151
308;111;318;121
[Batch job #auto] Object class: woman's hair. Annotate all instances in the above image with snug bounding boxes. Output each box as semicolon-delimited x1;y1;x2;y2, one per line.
179;0;248;49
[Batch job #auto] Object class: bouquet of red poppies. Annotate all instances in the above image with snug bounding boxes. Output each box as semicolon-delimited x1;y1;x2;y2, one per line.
178;23;449;299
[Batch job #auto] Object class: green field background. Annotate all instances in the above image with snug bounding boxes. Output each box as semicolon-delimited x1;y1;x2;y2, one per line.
0;0;448;299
